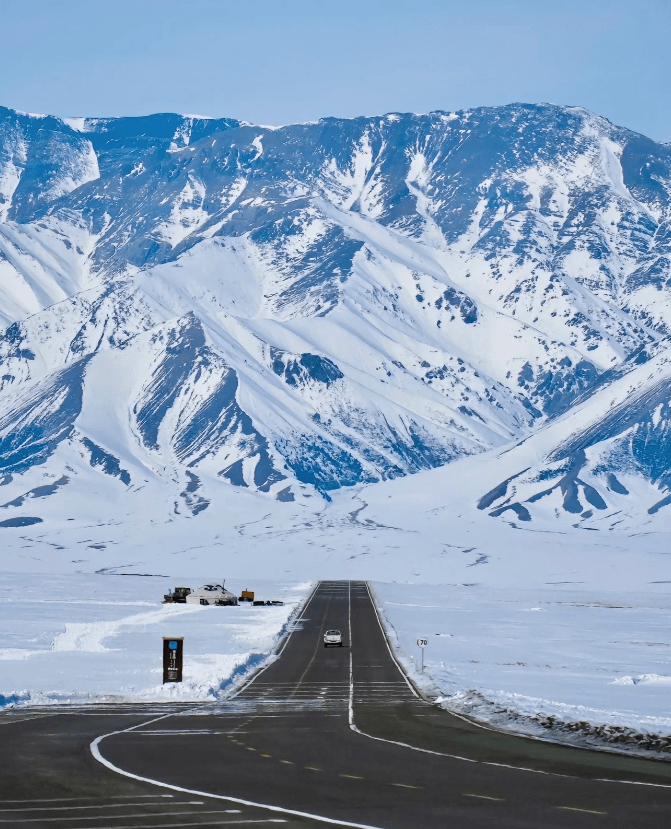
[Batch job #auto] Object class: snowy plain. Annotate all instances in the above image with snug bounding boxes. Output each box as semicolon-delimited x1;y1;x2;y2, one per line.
372;581;671;740
0;573;311;707
1;449;670;750
1;103;671;754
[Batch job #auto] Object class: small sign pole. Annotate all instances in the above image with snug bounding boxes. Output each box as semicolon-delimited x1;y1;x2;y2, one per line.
163;637;184;683
416;637;428;673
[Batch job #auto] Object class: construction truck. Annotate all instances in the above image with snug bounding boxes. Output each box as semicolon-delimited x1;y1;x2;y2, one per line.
163;587;192;604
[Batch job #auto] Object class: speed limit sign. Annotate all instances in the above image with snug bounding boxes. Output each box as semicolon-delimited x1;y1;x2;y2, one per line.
416;637;428;673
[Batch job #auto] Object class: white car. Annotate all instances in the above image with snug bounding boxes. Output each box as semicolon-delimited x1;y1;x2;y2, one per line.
324;629;343;647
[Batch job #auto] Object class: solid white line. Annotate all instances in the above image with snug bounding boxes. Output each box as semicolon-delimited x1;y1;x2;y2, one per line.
0;811;281;824
347;583;472;765
349;720;476;763
364;583;419;699
349;651;354;728
0;801;202;812
356;585;671;787
348;581;354;727
0;811;201;824
0;796;173;804
90;583;388;829
228;583;319;700
89;576;671;821
135;730;231;735
556;806;607;815
365;593;671;770
90;729;387;829
350;718;671;787
76;822;285;829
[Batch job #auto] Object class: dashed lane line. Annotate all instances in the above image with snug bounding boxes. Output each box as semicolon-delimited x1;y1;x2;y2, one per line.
91;581;626;827
339;775;365;780
463;794;505;802
557;806;608;815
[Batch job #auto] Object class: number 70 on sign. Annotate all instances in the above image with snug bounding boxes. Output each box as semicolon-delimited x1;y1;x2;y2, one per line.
416;637;428;673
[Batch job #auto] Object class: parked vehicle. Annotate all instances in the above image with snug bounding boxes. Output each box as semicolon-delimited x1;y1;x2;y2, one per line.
324;629;343;647
239;588;254;602
163;586;191;604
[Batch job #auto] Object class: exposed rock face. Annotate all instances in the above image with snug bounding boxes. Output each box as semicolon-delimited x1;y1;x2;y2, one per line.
1;102;671;519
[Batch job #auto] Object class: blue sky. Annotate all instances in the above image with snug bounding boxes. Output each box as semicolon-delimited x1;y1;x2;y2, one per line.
1;0;669;141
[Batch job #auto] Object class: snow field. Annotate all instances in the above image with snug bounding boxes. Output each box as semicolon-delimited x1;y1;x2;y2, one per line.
373;581;671;737
0;573;311;708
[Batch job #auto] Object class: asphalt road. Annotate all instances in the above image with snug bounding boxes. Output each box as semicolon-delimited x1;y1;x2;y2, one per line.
2;580;671;829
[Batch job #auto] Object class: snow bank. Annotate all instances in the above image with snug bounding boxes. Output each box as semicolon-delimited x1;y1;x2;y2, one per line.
372;581;671;742
0;572;311;708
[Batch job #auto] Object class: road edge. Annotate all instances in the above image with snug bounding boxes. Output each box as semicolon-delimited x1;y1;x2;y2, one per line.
227;580;320;700
364;581;671;770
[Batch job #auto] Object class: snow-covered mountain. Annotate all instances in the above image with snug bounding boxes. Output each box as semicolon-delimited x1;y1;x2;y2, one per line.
1;102;671;539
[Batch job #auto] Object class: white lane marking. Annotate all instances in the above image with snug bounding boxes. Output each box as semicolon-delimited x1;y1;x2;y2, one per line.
134;730;232;735
0;715;56;725
7;713;194;718
349;584;475;763
0;796;173;804
122;713;178;733
229;583;319;700
184;714;345;720
367;587;671;772
38;821;286;829
364;583;418;699
91;619;387;829
348;581;354;727
356;584;671;788
557;806;607;815
91;728;388;829
0;810;250;823
463;793;505;801
88;577;671;821
0;801;202;812
349;719;476;763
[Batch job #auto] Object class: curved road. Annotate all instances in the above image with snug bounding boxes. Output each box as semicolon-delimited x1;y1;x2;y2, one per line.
2;580;671;828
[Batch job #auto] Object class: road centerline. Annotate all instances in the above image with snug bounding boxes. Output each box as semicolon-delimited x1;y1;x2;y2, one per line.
85;580;671;829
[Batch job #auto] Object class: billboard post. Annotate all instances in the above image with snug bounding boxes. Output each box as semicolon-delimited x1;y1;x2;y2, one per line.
163;637;184;683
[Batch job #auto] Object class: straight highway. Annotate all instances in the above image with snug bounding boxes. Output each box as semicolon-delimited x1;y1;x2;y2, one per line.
2;580;671;828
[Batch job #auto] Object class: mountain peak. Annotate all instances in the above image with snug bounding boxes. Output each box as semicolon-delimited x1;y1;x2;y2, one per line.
0;101;670;535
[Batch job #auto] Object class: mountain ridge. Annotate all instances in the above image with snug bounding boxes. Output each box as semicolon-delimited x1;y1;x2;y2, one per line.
0;101;670;540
